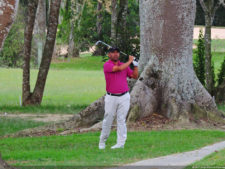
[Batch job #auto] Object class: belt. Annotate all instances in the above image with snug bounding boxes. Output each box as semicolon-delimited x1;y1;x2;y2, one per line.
107;91;128;96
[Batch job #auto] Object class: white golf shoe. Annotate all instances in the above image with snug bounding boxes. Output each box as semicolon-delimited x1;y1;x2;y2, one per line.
111;144;124;149
99;142;106;149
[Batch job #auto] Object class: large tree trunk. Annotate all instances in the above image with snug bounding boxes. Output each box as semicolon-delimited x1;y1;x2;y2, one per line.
127;0;222;123
22;0;62;106
0;0;19;50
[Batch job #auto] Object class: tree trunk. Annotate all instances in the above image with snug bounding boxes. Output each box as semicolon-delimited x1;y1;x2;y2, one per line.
93;0;105;56
67;0;86;58
0;0;19;50
118;0;128;34
23;0;61;105
111;0;118;45
68;23;79;58
34;0;47;67
204;14;214;95
22;0;39;106
116;0;128;52
127;0;222;124
198;0;221;96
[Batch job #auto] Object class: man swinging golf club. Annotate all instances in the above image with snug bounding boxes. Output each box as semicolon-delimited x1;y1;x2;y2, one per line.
99;47;138;149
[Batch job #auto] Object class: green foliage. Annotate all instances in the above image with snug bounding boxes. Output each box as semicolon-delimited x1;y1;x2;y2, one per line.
114;0;140;62
57;0;71;43
187;148;225;168
0;6;25;67
194;29;205;86
217;57;225;86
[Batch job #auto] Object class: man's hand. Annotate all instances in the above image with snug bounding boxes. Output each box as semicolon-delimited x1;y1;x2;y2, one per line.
128;55;134;63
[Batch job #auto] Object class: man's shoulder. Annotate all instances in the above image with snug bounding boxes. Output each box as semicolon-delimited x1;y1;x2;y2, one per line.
104;60;111;67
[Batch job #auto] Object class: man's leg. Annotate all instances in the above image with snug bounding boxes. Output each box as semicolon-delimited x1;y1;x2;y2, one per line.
99;95;117;148
115;93;130;146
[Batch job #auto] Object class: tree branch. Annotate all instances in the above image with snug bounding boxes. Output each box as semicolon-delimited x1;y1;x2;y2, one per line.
199;0;209;13
212;0;221;19
220;0;225;7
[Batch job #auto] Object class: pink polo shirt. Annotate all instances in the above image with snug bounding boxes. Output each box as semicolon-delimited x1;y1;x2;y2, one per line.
103;60;133;93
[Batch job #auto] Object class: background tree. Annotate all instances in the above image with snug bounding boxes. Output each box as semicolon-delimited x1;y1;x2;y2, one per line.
22;0;62;106
0;0;19;51
68;0;87;58
93;0;105;56
194;29;206;86
198;0;221;95
33;0;47;67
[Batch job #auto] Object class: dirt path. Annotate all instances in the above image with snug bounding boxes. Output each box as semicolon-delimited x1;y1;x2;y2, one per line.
0;113;74;123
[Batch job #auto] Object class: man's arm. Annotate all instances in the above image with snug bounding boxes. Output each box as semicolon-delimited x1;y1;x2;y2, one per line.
112;56;134;72
130;66;138;79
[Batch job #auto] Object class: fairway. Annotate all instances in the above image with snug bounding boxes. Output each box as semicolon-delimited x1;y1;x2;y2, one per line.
0;67;105;113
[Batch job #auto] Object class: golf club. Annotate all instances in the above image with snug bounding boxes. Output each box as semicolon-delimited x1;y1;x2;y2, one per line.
95;40;139;61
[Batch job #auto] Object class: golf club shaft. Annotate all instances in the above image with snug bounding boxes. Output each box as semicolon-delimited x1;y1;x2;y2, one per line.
96;40;128;56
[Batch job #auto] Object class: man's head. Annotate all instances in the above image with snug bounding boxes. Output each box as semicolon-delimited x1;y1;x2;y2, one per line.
108;47;120;62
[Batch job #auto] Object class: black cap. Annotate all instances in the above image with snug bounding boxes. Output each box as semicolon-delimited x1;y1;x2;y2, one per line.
108;47;120;53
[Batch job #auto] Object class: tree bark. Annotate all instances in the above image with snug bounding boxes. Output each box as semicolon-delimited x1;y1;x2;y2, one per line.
111;0;118;45
93;0;105;56
116;0;128;48
22;0;61;105
0;0;19;51
68;24;80;58
204;14;214;95
127;0;222;123
22;0;39;105
67;0;86;58
34;0;47;67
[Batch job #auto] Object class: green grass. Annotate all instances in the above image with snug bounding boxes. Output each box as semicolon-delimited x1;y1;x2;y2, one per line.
187;148;225;168
50;55;104;71
0;130;224;167
0;117;46;136
0;67;105;114
218;104;225;112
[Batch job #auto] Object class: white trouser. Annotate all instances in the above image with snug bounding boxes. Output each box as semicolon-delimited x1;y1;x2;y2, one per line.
99;92;130;145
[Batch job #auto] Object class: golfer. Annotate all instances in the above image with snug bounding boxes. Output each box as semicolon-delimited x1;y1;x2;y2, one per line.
99;47;138;149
